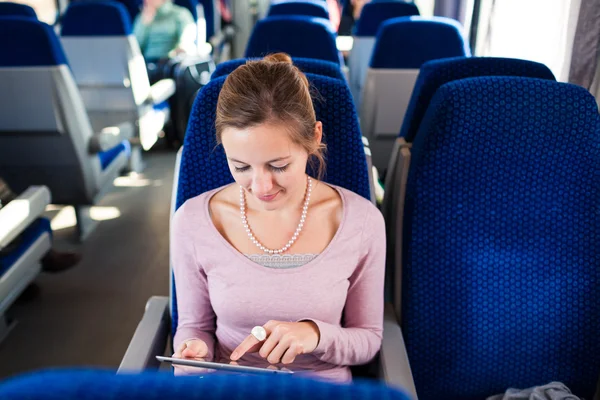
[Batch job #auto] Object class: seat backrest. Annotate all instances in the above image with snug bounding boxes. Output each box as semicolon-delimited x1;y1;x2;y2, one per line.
212;57;345;81
402;76;600;400
0;17;103;204
268;0;329;19
360;16;469;172
245;16;342;65
348;1;419;104
60;2;150;133
0;2;37;18
114;0;141;22
400;56;556;143
175;0;198;20
199;0;218;39
0;369;412;400
382;57;556;308
171;72;370;333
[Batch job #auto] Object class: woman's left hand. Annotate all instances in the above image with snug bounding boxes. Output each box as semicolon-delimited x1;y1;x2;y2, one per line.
230;320;320;365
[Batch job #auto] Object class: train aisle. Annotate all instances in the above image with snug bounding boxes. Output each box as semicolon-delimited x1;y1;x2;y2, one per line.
0;149;176;378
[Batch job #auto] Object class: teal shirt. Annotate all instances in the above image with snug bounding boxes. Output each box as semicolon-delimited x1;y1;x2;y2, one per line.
134;2;195;61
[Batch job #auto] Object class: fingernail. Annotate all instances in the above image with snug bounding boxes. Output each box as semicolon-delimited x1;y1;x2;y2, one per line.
231;351;238;360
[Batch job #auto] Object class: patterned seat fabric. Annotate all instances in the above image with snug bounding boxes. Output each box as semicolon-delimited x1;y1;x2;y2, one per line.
172;73;369;333
402;76;600;399
399;56;556;142
0;368;413;399
212;57;345;81
268;1;330;20
245;16;342;65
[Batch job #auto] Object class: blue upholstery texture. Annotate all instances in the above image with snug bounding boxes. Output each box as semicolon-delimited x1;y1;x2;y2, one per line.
212;57;345;81
0;368;412;400
402;76;600;400
172;73;369;334
61;2;132;36
199;0;215;38
175;0;198;21
370;16;470;69
400;57;557;142
0;2;37;18
0;218;52;275
245;16;341;65
268;0;330;20
354;1;419;37
98;140;132;170
0;17;67;67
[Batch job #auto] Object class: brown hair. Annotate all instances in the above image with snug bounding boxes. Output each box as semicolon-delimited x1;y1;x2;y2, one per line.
215;53;326;180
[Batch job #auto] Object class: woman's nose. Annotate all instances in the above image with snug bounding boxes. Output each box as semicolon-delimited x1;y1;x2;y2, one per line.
252;172;274;195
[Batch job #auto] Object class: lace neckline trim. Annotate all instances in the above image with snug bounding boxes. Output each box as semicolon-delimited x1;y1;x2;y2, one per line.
244;253;319;269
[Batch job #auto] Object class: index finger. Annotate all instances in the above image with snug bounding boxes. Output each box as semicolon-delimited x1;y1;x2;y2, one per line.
230;334;262;361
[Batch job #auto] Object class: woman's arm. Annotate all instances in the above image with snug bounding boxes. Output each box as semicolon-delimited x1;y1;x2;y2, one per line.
171;203;217;360
308;204;386;366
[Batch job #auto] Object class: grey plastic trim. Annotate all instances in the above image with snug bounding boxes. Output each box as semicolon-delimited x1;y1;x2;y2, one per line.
149;79;176;105
118;296;170;373
381;303;417;399
0;186;51;250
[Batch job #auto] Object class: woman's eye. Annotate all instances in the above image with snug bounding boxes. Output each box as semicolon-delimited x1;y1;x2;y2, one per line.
234;166;250;173
270;165;289;173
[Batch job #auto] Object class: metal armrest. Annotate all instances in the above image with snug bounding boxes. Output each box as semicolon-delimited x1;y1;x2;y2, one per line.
88;124;129;153
118;296;171;373
149;79;176;105
380;303;417;399
0;186;51;250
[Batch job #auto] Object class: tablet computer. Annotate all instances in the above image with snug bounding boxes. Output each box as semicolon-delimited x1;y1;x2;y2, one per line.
156;356;294;375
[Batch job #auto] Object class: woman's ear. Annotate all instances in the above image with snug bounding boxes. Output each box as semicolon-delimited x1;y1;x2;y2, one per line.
314;121;323;145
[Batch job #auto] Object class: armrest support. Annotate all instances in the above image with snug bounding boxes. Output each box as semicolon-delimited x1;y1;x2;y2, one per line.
380;303;417;399
88;124;128;153
118;296;171;373
149;79;176;105
0;186;51;250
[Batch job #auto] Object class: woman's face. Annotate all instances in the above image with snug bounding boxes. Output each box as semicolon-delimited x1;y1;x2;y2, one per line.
221;121;321;211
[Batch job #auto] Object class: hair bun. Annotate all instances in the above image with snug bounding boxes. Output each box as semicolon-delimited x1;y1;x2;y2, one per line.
263;53;293;64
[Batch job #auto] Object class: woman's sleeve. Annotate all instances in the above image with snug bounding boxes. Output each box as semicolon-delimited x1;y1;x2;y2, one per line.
171;203;216;359
307;204;386;366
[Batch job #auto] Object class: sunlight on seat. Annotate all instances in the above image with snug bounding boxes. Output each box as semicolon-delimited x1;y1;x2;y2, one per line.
49;206;121;231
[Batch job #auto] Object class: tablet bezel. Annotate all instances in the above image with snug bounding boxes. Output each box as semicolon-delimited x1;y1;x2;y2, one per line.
156;356;295;375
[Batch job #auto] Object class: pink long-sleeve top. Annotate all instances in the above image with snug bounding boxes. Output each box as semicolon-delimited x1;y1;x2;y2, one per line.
171;184;386;382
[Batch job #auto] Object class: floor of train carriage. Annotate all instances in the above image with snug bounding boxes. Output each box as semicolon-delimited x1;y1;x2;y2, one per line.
0;147;176;378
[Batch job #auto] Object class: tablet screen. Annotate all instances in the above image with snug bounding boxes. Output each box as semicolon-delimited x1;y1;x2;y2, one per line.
156;356;294;375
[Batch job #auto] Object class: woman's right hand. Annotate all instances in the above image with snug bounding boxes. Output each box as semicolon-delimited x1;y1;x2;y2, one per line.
172;339;212;376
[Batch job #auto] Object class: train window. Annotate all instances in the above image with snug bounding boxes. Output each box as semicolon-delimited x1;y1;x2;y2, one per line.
414;0;435;17
474;0;579;81
4;0;58;25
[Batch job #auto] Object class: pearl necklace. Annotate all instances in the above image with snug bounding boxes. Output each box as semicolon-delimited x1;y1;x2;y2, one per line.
240;176;312;255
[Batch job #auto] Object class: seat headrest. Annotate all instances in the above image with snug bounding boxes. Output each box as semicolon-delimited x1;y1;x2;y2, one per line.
399;56;556;142
354;1;419;37
246;16;340;64
61;1;132;36
212;57;344;81
268;0;330;20
0;2;37;18
370;16;470;69
174;0;198;21
0;17;67;67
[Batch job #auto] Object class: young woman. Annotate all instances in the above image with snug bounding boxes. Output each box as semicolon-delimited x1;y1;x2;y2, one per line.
171;53;385;382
